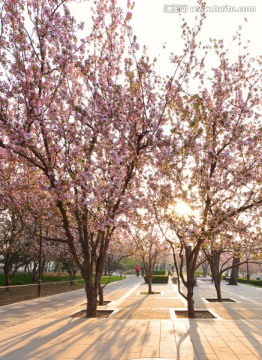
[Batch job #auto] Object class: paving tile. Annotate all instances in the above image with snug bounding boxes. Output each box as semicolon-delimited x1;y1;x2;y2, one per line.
177;344;196;354
1;278;262;360
160;352;178;359
145;327;161;335
119;351;141;359
1;349;44;359
193;340;215;354
143;335;160;346
227;341;254;355
213;347;239;360
249;347;262;358
197;355;219;360
160;331;176;341
189;330;207;341
237;336;262;348
160;340;177;357
140;345;160;357
52;344;95;359
201;328;219;337
100;349;125;360
207;336;228;347
63;351;104;360
218;333;239;342
124;340;144;351
177;351;199;359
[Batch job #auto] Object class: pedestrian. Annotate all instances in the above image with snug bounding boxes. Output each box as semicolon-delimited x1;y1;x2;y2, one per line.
135;264;140;278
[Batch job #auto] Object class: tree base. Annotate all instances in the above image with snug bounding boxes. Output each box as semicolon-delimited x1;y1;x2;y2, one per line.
72;309;114;318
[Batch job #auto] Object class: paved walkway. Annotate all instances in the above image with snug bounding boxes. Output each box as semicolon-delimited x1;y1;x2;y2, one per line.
0;276;261;360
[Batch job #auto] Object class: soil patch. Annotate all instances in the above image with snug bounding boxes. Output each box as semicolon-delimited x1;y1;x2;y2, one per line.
205;298;236;303
80;301;112;306
140;292;161;295
175;310;216;319
72;309;114;318
97;300;112;305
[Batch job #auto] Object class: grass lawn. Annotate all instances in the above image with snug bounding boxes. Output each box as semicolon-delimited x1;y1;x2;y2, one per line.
0;273;125;286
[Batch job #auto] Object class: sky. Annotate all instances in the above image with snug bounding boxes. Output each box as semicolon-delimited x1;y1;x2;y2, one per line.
69;0;262;75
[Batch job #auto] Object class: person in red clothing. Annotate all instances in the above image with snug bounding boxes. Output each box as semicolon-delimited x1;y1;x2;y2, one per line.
135;265;140;277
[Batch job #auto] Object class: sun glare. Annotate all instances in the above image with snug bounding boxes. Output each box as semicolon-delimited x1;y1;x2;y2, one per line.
167;201;193;219
174;201;192;217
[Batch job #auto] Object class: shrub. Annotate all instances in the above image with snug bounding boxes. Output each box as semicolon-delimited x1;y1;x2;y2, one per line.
237;278;262;287
194;271;204;277
153;270;168;275
144;275;169;284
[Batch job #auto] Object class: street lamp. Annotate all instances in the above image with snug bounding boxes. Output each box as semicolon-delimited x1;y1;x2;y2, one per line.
246;250;250;283
38;224;42;297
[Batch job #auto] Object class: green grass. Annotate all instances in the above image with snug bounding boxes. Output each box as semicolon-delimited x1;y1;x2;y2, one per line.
100;275;125;284
0;273;125;286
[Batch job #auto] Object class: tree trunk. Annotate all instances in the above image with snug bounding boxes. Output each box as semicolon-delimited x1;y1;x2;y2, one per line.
210;251;222;301
213;276;222;301
4;267;11;287
148;276;153;294
3;253;11;288
229;257;240;285
30;261;38;283
186;246;196;318
187;282;195;318
86;287;97;317
81;262;98;317
98;283;104;305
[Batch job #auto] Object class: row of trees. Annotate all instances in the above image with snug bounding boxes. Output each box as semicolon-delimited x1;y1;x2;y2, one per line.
1;0;261;317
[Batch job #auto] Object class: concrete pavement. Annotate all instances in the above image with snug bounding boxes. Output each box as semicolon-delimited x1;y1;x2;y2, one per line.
0;276;261;359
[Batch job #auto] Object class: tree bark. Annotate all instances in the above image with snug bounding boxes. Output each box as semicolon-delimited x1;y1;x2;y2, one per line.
186;246;196;318
3;253;11;288
148;276;153;294
229;257;240;285
98;283;104;305
86;285;98;317
213;277;222;301
186;281;195;318
209;250;222;301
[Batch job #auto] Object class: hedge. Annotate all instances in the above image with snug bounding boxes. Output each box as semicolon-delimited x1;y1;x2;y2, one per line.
144;275;169;284
153;270;168;275
237;278;262;287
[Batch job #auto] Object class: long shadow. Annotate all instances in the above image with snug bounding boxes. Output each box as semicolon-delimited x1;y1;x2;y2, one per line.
111;292;152;319
174;280;262;359
0;288;86;326
0;312;104;358
0;278;142;358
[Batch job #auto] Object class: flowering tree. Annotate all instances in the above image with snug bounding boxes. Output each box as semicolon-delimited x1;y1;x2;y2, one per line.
131;218;165;294
155;25;262;316
239;261;262;280
0;149;64;284
97;227;135;304
0;0;166;316
0;151;29;285
202;226;262;300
